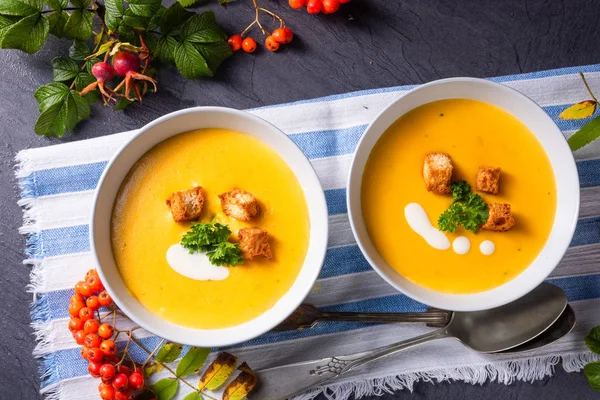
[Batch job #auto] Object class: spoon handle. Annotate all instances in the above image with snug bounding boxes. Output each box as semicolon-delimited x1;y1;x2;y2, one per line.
272;304;451;331
252;328;449;400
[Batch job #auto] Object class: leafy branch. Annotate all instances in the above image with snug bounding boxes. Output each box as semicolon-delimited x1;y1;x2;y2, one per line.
70;269;258;400
560;72;600;151
0;0;232;138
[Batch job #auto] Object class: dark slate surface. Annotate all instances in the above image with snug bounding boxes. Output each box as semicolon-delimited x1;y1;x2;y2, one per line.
1;0;599;399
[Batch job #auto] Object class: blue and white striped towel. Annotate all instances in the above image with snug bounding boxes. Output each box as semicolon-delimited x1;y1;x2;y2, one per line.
17;64;600;400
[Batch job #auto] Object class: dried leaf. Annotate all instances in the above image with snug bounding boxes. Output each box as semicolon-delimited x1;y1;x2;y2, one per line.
176;347;210;377
143;360;164;376
559;100;597;120
156;342;184;363
568;115;600;151
198;352;237;391
222;363;258;400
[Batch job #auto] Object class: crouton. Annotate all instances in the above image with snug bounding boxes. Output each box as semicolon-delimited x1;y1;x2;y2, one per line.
476;166;501;195
238;227;272;260
166;186;204;222
423;152;453;194
218;188;260;221
482;203;515;231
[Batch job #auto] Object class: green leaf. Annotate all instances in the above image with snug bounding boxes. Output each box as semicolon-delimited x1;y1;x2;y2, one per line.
585;327;600;354
156;342;183;363
114;96;133;111
0;0;42;16
44;0;67;10
122;9;150;29
160;2;193;34
155;35;177;63
51;56;79;81
151;378;179;400
104;0;124;32
34;91;77;137
70;0;90;7
559;100;597;120
104;0;124;16
34;82;69;112
128;3;160;18
178;0;200;7
126;0;161;24
74;72;97;103
63;9;93;41
187;29;227;44
147;6;165;31
0;15;20;43
70;90;90;123
174;40;211;78
568;115;600;151
47;10;68;37
584;361;600;392
69;40;89;60
180;11;221;40
195;42;231;75
176;347;210;377
183;393;203;400
0;13;48;53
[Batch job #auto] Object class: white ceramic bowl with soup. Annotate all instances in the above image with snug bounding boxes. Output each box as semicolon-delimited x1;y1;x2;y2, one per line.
347;78;579;311
91;107;328;347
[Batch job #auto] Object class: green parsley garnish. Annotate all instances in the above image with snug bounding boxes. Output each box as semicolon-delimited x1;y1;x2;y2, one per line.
437;180;489;233
180;222;243;267
207;242;244;267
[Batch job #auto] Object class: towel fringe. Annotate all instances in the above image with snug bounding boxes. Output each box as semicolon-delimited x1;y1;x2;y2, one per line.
291;353;599;400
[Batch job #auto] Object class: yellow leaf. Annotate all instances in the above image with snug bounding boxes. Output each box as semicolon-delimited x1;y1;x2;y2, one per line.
559;100;597;120
198;352;237;391
222;363;258;400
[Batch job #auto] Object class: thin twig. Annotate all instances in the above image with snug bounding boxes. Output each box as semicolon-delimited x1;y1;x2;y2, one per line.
116;331;133;366
258;7;284;27
141;338;165;368
241;20;257;37
580;72;598;103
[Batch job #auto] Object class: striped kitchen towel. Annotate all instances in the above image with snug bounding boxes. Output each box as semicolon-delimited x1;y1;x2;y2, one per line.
16;64;600;400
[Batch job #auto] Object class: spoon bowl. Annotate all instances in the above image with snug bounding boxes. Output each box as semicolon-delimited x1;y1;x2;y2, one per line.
448;282;568;352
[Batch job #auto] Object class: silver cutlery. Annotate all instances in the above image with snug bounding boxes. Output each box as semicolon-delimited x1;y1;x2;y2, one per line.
251;282;568;400
272;304;451;331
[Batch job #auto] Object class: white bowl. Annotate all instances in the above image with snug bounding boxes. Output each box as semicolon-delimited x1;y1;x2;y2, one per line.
347;78;580;311
90;107;328;347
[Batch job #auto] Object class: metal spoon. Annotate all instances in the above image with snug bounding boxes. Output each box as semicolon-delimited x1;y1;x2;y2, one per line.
250;282;567;400
272;304;452;331
502;303;575;353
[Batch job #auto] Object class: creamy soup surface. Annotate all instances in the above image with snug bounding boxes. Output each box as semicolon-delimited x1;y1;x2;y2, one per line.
111;129;310;329
362;99;557;294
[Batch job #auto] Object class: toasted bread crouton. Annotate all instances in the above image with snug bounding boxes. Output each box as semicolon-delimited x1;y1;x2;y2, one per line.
238;227;272;260
218;188;260;221
423;153;453;194
476;166;501;194
166;186;204;222
482;203;515;231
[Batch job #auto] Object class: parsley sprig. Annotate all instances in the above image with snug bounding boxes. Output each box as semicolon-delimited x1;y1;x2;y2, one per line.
437;180;489;233
180;222;243;267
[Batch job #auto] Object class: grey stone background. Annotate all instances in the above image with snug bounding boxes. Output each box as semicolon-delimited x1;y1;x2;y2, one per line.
1;0;599;398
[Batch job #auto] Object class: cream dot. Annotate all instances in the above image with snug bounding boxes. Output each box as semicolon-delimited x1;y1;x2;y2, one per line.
480;240;495;255
452;236;470;255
